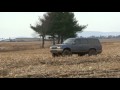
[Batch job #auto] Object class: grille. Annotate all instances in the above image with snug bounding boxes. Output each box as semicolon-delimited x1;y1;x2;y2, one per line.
52;47;57;49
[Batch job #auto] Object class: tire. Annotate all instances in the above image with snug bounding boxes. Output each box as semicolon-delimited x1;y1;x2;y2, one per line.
78;53;85;56
52;53;58;57
88;49;97;56
62;49;72;56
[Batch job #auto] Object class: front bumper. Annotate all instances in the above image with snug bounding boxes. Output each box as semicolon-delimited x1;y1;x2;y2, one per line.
50;49;63;53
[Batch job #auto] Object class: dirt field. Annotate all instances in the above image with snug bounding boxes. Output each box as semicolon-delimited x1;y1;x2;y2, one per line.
0;40;120;78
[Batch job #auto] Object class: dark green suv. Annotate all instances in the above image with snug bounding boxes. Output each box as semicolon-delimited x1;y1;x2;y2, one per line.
50;38;102;57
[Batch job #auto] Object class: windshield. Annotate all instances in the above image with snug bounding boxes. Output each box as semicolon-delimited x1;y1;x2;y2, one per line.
63;38;75;44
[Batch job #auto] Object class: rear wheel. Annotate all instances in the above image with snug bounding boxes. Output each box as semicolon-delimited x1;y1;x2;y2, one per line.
62;49;72;56
88;49;97;56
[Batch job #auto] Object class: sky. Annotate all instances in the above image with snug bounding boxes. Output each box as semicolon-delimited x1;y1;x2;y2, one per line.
0;12;120;38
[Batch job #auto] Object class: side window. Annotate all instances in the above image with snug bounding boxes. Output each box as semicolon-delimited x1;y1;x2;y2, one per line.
88;39;99;44
75;39;81;44
80;39;88;44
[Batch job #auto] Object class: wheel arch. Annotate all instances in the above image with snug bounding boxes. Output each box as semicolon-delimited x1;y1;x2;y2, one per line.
63;48;71;51
89;48;96;51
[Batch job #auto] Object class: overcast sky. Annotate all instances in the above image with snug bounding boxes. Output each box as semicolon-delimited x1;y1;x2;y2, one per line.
0;12;120;38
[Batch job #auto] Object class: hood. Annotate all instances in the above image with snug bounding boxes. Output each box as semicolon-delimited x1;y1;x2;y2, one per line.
50;44;66;47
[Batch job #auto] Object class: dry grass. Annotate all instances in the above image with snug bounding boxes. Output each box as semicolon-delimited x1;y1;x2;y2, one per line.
0;40;120;78
0;41;51;52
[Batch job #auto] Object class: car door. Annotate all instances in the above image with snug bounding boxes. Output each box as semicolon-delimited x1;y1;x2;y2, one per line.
77;39;89;52
71;39;81;53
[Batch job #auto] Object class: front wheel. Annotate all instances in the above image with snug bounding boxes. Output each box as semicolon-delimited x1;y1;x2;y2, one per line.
52;53;58;57
62;49;72;56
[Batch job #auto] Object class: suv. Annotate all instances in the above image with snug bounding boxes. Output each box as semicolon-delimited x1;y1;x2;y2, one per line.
50;38;102;57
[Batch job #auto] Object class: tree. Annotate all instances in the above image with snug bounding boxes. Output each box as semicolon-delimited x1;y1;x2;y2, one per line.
30;13;50;48
46;12;87;44
30;12;87;47
31;32;40;38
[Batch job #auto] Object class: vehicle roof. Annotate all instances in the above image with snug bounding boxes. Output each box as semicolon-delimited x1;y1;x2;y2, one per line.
68;38;99;40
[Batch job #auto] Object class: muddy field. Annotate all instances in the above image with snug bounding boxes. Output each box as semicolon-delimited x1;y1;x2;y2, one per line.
0;40;120;78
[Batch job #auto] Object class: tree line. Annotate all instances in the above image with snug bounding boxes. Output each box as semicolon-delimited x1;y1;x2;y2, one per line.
30;12;87;48
81;35;120;39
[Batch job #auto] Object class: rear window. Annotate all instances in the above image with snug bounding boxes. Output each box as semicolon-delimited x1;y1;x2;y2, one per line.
88;39;100;44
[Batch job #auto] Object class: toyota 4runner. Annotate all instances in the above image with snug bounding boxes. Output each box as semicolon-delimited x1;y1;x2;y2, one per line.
50;38;102;57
